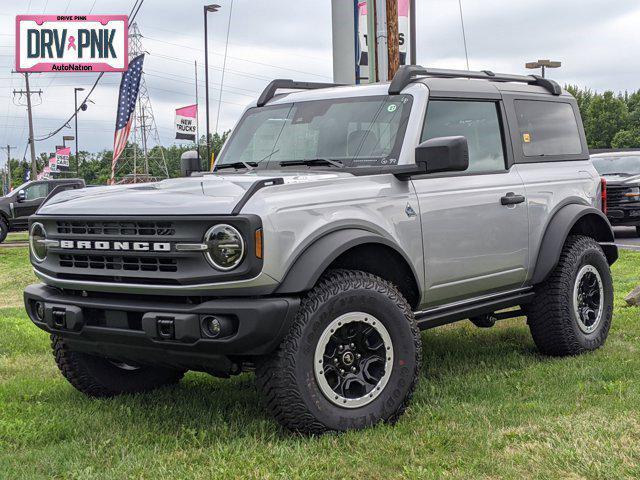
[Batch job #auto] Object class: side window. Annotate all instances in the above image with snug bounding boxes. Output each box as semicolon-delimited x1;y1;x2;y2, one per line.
24;183;49;201
421;100;506;173
514;100;582;157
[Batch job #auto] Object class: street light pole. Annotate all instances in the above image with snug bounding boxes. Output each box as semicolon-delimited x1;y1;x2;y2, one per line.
74;87;84;178
204;4;221;170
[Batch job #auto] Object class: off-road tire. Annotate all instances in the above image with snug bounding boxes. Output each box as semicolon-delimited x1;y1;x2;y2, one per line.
526;235;613;356
256;270;422;434
51;334;185;397
0;218;8;244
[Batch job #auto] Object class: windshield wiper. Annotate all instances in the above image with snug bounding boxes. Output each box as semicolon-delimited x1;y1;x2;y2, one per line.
279;158;344;168
602;172;633;177
215;161;258;171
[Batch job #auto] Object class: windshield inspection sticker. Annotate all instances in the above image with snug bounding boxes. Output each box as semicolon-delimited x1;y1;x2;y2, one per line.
523;132;532;143
387;104;398;113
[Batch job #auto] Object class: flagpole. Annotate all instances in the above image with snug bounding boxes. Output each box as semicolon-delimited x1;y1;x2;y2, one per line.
195;60;200;160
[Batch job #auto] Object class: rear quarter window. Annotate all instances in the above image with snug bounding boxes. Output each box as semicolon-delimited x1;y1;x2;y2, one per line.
514;100;582;157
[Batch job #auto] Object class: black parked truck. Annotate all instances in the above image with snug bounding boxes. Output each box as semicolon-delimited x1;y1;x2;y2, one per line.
0;178;85;243
591;151;640;236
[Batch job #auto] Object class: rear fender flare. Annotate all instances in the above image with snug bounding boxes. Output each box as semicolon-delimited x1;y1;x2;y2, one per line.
531;204;616;284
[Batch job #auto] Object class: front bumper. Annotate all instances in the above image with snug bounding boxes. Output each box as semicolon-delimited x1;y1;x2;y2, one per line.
24;284;300;374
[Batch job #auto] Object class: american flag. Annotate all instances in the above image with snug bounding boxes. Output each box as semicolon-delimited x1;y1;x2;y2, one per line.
110;54;145;184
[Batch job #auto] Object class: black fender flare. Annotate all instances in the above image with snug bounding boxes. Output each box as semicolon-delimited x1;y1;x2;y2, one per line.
275;228;420;294
531;204;617;284
0;207;10;224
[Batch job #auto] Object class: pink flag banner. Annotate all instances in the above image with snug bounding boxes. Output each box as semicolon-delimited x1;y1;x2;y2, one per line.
175;104;198;142
55;147;71;171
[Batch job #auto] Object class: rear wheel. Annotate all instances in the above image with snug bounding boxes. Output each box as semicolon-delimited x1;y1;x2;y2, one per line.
526;235;613;356
0;218;8;244
51;335;185;397
256;270;422;434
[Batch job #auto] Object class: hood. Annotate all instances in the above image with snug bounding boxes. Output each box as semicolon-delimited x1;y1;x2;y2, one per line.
37;171;346;216
601;173;640;185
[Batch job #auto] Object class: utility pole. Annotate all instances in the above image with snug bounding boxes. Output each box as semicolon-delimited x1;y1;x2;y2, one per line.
13;73;41;180
386;0;400;78
3;145;15;192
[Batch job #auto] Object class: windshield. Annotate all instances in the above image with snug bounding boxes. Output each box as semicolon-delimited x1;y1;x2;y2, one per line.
592;155;640;176
216;95;413;169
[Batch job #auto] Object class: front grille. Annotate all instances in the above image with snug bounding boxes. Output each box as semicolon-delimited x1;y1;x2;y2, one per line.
59;254;178;272
56;220;175;236
607;185;631;209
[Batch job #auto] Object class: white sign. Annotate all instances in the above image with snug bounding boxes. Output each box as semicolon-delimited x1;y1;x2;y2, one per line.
16;15;128;72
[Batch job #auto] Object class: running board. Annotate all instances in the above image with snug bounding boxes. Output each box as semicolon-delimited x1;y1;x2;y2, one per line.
414;289;534;330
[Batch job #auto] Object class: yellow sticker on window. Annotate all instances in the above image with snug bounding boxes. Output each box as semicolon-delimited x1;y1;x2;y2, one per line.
523;132;532;143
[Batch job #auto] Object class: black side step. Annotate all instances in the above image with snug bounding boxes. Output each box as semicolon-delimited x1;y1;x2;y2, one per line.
414;289;534;330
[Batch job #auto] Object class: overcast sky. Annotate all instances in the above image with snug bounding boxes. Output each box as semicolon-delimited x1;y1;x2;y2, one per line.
1;0;639;166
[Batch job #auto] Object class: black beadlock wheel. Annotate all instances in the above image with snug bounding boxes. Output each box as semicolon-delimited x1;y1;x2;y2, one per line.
51;335;185;397
526;235;613;356
0;218;8;244
256;270;422;434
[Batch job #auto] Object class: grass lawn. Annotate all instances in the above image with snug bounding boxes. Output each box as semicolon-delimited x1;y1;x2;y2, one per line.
1;246;639;479
4;231;28;243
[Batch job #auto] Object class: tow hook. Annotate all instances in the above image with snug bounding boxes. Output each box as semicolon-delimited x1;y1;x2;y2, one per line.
156;318;175;340
51;308;66;329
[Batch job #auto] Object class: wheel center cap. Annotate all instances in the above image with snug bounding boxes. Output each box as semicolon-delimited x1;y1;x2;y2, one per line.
341;351;355;366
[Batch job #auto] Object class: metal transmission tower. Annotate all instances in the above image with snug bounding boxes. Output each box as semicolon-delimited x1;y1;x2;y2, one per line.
113;22;169;183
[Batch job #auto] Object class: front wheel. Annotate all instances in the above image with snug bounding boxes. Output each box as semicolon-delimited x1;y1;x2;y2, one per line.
526;235;613;356
256;270;422;434
0;218;8;244
52;335;185;397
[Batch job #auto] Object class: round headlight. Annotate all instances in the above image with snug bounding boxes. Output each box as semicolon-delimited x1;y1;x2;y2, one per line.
204;224;245;271
29;222;47;262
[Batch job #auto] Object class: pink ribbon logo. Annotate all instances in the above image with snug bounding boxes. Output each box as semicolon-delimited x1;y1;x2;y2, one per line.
67;36;77;51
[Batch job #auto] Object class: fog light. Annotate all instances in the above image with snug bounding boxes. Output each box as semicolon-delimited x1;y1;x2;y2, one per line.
203;316;222;338
35;301;45;321
201;315;236;339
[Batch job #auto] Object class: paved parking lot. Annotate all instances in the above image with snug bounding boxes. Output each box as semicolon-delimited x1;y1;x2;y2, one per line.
614;227;640;251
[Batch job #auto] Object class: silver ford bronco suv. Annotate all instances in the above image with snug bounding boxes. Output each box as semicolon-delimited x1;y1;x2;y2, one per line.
24;66;618;434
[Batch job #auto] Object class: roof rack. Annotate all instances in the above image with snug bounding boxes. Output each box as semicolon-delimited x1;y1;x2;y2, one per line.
257;79;342;107
388;65;562;96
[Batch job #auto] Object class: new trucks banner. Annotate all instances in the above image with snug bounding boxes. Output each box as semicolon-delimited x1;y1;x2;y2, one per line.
15;15;128;72
175;104;198;142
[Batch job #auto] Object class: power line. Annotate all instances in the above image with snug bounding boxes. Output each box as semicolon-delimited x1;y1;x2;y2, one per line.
143;35;331;79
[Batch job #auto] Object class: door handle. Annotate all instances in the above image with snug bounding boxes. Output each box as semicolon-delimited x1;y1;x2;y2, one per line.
500;192;525;205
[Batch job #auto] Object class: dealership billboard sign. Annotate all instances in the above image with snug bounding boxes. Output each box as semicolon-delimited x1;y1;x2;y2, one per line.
15;15;128;72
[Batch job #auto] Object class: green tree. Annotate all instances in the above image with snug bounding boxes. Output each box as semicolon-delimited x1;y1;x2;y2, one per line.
611;129;640;149
584;91;629;149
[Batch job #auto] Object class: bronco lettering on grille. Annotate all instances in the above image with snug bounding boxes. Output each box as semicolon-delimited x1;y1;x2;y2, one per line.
59;240;171;252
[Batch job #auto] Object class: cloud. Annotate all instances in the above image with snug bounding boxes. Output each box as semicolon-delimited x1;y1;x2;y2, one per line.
0;0;638;162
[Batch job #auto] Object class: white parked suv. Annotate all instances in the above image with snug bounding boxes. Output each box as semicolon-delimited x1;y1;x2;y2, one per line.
24;66;617;434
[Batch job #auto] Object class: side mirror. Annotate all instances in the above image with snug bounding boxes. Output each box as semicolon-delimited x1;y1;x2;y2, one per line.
415;136;469;174
17;190;26;202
